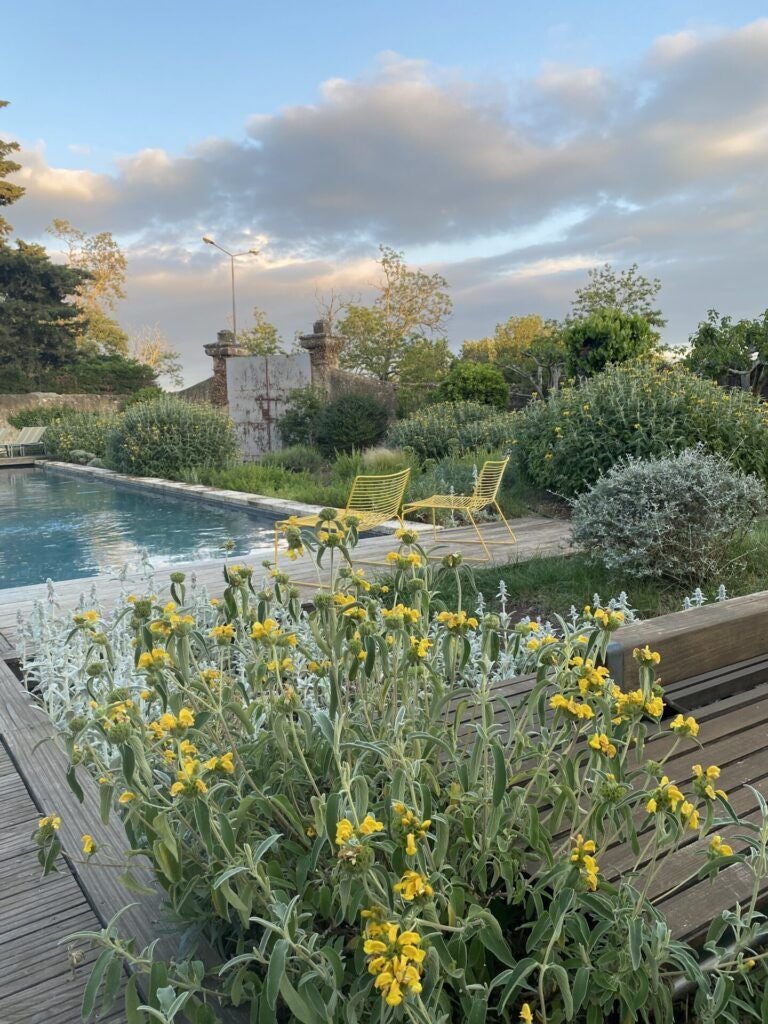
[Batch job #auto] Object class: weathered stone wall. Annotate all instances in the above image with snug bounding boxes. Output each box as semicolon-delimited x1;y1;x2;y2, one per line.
174;376;215;404
0;393;122;425
226;353;311;459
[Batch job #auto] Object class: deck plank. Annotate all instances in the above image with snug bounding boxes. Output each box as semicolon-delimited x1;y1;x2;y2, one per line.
0;739;126;1024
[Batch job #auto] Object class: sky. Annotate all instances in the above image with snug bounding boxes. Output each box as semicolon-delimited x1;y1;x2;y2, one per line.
4;1;768;384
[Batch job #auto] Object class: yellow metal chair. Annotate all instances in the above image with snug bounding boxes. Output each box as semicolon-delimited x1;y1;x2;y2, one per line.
274;467;411;567
403;457;515;562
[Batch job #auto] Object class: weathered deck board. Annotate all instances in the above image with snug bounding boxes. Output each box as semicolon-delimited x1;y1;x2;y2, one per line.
0;739;126;1024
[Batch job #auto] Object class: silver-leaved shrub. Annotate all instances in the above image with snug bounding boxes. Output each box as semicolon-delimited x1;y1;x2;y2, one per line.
571;447;766;581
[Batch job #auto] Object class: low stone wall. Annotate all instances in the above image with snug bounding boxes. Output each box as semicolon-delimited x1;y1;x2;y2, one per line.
0;393;122;425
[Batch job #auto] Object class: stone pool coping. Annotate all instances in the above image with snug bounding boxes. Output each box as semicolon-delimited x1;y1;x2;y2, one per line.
40;460;433;535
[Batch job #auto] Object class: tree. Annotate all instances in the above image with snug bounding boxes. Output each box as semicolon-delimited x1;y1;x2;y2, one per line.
564;309;657;377
0;240;85;391
338;246;452;381
686;309;768;395
572;263;665;329
47;218;128;354
0;100;24;239
437;361;508;408
237;306;284;355
131;326;184;389
396;337;452;388
462;314;567;399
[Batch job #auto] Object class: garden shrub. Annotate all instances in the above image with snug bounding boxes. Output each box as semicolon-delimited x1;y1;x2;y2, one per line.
106;397;238;477
564;308;656;377
277;386;326;447
388;400;517;460
7;402;81;428
571;447;766;581
24;533;768;1022
437;360;509;408
43;410;117;461
513;361;768;496
262;443;327;475
315;391;390;454
119;386;165;408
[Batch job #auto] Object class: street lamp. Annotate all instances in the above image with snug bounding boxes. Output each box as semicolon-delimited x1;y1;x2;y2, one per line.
202;236;259;340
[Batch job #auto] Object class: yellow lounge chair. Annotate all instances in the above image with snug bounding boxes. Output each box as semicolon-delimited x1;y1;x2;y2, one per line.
403;457;515;562
274;467;411;567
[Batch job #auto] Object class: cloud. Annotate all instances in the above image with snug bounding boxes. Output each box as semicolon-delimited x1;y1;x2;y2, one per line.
4;20;768;382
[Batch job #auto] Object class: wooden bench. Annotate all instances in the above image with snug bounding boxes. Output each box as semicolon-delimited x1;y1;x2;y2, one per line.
606;591;768;708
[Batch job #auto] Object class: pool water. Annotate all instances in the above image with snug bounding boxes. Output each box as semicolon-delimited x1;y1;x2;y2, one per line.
0;468;279;589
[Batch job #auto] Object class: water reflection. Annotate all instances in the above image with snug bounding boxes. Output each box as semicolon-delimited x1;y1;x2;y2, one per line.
0;468;277;589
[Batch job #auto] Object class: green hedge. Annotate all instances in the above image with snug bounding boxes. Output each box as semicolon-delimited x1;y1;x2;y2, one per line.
106;397;238;477
512;361;768;496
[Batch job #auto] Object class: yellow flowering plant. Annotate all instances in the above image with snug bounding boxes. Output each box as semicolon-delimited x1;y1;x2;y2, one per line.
25;534;768;1023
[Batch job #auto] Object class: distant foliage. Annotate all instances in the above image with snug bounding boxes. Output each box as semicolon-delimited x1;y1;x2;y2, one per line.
388;401;516;460
7;403;81;428
564;308;656;377
44;410;117;461
106;397;238;477
315;392;390;455
119;386;165;409
437;360;508;407
513;362;768;496
572;448;766;581
277;387;325;447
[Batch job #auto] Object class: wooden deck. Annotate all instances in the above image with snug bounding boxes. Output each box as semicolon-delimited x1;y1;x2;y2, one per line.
0;515;571;651
0;735;126;1023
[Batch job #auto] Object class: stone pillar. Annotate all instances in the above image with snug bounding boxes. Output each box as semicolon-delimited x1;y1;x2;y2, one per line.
204;329;248;407
298;319;343;396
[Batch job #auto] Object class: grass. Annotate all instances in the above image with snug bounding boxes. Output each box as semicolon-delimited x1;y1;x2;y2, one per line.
436;519;768;621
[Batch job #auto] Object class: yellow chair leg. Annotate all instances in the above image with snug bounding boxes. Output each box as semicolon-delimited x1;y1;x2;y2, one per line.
467;510;492;562
494;501;517;544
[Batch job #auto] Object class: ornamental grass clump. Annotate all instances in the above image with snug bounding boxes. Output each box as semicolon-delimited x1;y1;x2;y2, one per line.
22;530;768;1023
513;361;768;496
105;396;238;477
571;447;766;582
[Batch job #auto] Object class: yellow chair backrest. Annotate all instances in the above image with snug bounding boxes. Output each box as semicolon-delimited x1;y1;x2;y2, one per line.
470;458;509;508
346;468;411;521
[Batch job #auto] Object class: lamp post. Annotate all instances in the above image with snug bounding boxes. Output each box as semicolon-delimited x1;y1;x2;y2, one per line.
202;236;259;340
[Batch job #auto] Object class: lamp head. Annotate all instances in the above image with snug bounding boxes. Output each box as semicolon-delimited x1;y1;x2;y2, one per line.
202;235;215;245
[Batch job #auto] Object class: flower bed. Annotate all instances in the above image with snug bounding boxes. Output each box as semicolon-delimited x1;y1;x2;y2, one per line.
22;521;768;1023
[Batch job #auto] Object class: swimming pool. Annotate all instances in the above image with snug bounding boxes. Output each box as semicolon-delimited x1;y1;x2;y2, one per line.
0;467;279;589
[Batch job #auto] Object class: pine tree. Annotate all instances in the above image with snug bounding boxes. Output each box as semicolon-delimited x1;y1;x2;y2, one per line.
0;100;25;239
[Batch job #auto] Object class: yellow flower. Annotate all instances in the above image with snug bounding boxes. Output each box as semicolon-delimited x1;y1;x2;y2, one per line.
633;644;661;666
570;835;599;890
670;714;699;738
358;814;384;836
645;776;684;816
588;733;617;759
550;693;594;721
335;818;355;846
709;835;733;858
520;1005;534;1024
118;791;136;804
364;922;425;1006
593;607;624;631
405;833;417;856
177;708;195;729
393;870;434;901
38;814;61;831
82;834;96;855
680;800;700;830
210;623;235;640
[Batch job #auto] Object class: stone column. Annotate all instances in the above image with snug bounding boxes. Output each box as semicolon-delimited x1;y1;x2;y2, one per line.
204;329;248;407
298;319;343;396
